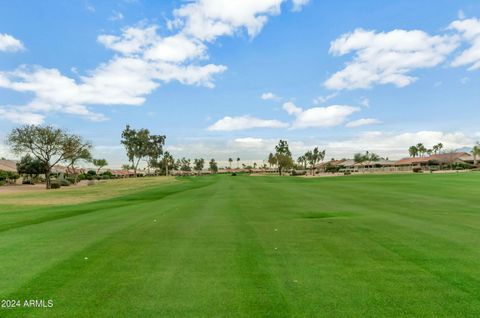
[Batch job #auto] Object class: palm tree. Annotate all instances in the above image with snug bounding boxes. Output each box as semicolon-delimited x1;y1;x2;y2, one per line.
236;157;240;169
268;153;276;169
472;143;480;166
408;146;418;158
297;155;306;170
416;143;426;157
228;158;233;169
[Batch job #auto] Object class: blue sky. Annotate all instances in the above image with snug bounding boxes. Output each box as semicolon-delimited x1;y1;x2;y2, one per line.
0;0;479;167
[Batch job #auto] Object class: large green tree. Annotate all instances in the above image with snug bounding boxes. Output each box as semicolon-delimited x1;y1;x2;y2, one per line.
194;158;205;175
7;125;89;189
121;125;165;177
16;154;45;182
274;140;293;176
304;147;326;175
92;158;108;175
209;158;218;174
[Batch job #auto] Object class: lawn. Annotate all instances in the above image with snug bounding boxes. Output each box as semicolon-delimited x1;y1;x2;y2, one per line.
1;173;480;317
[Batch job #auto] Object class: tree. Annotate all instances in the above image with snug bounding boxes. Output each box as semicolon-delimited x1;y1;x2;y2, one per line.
236;157;240;169
274;140;293;176
162;151;174;176
92;159;108;174
472;143;480;166
146;134;167;174
297;155;306;170
180;157;191;171
433;143;444;154
304;147;326;175
209;158;218;173
121;164;131;171
408;146;418;158
16;154;45;182
354;151;380;163
416;143;427;157
7;125;88;189
268;153;277;168
65;144;92;183
121;125;165;177
194;158;205;175
228;158;233;169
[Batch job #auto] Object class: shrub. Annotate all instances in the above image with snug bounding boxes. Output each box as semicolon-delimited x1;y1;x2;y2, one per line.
59;179;71;186
344;171;351;176
66;177;77;184
0;180;5;186
87;170;96;176
231;172;237;176
291;170;306;176
50;181;61;189
412;167;423;173
22;179;35;185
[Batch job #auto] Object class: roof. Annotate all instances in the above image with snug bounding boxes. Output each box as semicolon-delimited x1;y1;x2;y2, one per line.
0;160;17;172
354;160;396;166
395;152;471;166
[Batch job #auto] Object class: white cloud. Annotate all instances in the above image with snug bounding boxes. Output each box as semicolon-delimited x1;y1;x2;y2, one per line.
0;107;44;124
261;92;277;100
313;92;338;105
325;28;459;90
282;101;302;115
283;102;360;128
345;118;381;128
109;11;124;21
291;0;310;12
207;115;288;131
450;18;480;70
0;1;308;124
0;33;24;52
170;0;284;41
359;97;370;107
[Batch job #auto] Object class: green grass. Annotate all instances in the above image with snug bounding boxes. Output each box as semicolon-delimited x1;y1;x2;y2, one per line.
1;173;480;317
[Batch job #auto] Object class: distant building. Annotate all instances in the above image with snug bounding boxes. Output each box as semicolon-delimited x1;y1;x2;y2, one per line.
0;159;17;173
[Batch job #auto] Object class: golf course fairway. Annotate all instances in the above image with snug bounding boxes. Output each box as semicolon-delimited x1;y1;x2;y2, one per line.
1;173;480;317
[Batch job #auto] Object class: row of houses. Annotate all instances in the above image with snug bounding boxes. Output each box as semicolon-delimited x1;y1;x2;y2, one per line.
1;152;477;179
0;159;148;178
316;152;476;173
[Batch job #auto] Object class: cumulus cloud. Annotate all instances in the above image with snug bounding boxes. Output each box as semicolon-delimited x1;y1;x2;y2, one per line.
0;107;44;125
261;92;278;100
0;0;306;124
325;28;459;90
0;33;24;52
345;118;381;128
207;115;288;131
283;102;360;128
450;18;480;70
170;0;284;41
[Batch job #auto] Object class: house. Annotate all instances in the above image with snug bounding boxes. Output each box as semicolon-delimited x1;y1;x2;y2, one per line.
394;152;473;171
0;159;18;173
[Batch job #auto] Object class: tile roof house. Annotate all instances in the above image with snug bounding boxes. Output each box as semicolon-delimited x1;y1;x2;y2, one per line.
394;152;472;166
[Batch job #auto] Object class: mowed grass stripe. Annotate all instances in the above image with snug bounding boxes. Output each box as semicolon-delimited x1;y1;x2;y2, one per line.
1;173;480;317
